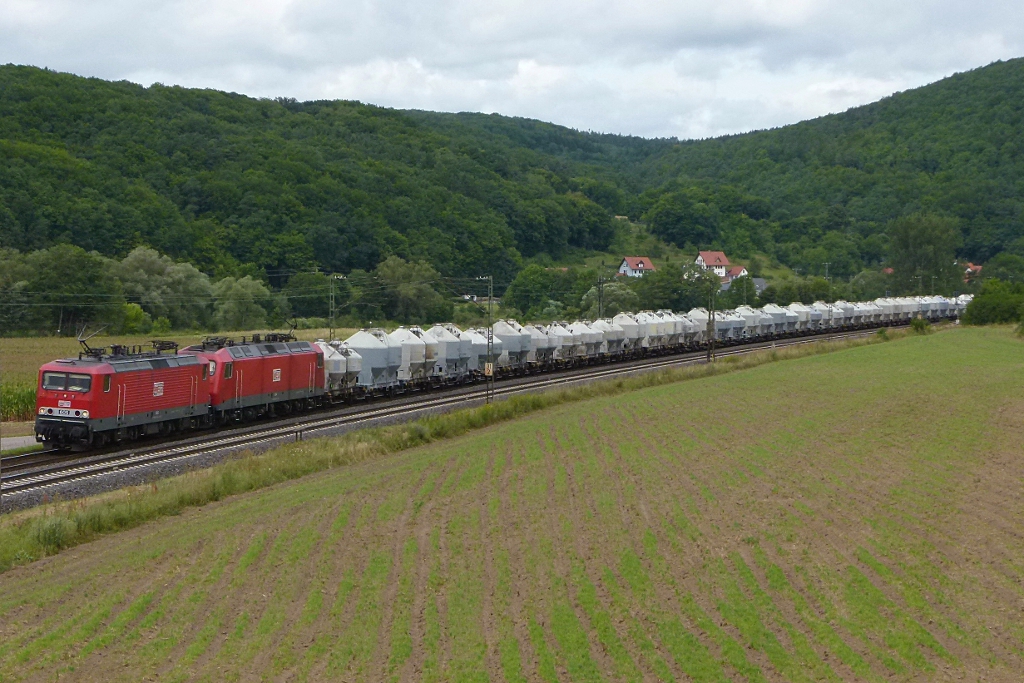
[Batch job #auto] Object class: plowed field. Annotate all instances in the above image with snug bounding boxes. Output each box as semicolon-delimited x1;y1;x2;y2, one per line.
2;327;1023;681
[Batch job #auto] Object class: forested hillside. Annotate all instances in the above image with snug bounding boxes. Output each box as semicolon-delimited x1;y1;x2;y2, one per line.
634;58;1024;273
1;58;1023;333
0;66;639;284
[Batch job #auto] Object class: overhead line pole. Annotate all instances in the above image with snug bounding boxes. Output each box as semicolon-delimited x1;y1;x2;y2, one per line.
823;262;831;331
1;347;4;508
478;275;494;404
328;274;347;341
487;276;494;404
706;279;717;363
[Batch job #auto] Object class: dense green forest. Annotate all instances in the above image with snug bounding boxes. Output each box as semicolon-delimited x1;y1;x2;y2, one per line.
1;58;1023;333
634;58;1024;273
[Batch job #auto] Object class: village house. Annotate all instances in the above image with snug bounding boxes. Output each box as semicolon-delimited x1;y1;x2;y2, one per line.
618;256;656;278
695;251;731;277
725;265;748;281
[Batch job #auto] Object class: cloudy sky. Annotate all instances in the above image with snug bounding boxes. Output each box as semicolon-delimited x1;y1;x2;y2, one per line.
1;0;1021;139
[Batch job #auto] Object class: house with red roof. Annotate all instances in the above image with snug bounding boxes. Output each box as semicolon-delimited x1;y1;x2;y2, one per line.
618;256;656;278
695;251;732;277
725;265;748;281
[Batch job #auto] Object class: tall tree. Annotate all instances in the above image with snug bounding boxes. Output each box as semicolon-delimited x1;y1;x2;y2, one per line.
580;281;639;318
117;246;213;329
375;256;454;324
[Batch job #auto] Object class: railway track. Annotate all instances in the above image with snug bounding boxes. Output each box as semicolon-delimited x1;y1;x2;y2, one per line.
0;327;893;501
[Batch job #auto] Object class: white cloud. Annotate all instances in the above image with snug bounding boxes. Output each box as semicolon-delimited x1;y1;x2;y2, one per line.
0;0;1021;138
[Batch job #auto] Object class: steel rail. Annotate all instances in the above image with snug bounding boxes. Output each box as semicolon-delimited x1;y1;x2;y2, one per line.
1;326;897;498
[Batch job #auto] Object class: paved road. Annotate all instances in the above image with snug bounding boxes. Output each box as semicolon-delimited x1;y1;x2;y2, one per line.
1;435;36;452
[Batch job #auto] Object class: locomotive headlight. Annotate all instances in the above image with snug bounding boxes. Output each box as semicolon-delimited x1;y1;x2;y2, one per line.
81;410;89;418
38;407;46;415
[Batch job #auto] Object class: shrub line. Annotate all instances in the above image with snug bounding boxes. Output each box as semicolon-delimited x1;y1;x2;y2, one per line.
0;329;913;573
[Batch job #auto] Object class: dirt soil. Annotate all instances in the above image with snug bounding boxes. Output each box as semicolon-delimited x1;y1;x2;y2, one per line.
1;327;1023;681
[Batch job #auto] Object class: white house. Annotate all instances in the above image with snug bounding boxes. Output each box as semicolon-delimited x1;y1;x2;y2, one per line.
618;256;656;278
725;265;748;281
695;251;731;277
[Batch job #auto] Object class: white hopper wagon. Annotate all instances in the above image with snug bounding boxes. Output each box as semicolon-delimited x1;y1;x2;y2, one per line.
679;313;702;345
425;324;463;378
656;310;684;346
833;301;856;326
345;329;401;389
786;302;813;332
314;340;362;393
687;308;712;339
546;322;576;361
612;313;642;352
759;304;789;335
492;320;526;369
409;327;438;376
873;298;895;323
460;328;491;372
811;302;837;328
635;311;665;349
720;310;747;339
389;327;428;382
523;324;555;364
535;323;564;361
591;318;625;355
734;306;763;338
568;321;600;358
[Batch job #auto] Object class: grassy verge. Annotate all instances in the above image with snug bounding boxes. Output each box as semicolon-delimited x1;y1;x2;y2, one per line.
0;329;910;573
0;444;43;457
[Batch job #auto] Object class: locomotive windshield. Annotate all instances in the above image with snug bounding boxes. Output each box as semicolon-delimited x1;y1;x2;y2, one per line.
41;372;92;392
68;374;92;392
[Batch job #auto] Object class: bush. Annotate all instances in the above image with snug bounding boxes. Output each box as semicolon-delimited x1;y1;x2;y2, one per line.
33;517;75;554
121;303;153;334
963;279;1024;324
910;317;932;334
294;317;329;330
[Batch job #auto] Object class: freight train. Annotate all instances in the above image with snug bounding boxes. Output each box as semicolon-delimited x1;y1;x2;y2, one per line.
34;295;970;449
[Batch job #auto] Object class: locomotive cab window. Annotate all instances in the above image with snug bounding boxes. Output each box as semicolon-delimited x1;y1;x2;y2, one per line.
209;361;217;378
42;372;67;390
67;374;92;393
317;354;324;368
202;364;208;380
224;362;233;379
103;375;112;393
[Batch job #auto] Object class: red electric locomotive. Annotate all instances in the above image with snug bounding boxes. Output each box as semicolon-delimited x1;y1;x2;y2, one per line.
35;341;213;449
181;334;325;423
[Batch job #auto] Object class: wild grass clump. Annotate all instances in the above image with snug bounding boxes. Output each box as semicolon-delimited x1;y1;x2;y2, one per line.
910;317;932;334
0;328;912;573
1;382;36;421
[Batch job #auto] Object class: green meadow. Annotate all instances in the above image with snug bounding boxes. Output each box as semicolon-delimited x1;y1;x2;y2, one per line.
1;326;1022;681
